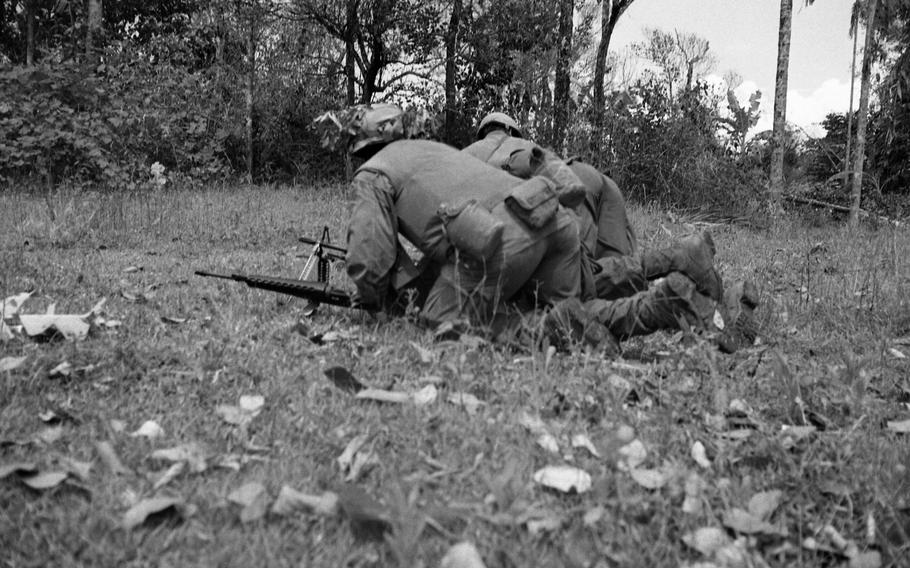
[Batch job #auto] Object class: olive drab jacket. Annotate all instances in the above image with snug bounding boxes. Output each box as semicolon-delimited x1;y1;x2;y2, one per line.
463;131;637;259
461;131;587;208
565;159;638;259
345;139;581;322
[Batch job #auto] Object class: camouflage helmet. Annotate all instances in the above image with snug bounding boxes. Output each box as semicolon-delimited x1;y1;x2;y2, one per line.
476;112;523;139
350;103;406;157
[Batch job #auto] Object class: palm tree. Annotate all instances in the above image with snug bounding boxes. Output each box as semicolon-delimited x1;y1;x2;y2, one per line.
849;0;879;228
769;0;793;209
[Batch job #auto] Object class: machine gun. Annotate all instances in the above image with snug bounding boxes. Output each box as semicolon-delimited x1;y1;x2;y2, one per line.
196;226;426;314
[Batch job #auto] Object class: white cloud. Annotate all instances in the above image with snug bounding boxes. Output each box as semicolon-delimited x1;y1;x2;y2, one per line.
732;77;859;138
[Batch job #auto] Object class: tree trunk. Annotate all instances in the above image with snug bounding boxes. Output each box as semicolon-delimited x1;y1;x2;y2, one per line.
849;0;878;228
344;0;358;180
844;12;859;190
245;2;257;183
592;1;632;149
344;0;357;106
592;1;614;134
444;0;462;144
552;0;574;153
85;0;103;64
26;0;35;65
769;0;792;208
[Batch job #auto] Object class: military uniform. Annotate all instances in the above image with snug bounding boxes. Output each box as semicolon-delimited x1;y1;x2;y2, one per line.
463;129;647;301
346;139;581;331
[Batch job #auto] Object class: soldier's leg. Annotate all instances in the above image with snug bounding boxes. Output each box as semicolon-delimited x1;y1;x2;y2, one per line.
640;231;724;301
594;175;638;258
589;255;648;300
584;272;715;339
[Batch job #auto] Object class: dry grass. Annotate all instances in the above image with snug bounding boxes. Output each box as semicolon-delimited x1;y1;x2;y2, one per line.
1;185;909;567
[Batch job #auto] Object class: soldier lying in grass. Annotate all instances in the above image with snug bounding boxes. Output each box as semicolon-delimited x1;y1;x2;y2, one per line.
464;111;759;352
315;104;756;354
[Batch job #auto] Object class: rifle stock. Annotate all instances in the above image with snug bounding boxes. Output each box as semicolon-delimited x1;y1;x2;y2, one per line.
194;271;356;309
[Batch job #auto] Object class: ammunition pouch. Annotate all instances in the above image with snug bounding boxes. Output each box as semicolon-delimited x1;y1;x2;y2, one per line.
538;159;587;208
439;200;505;262
505;176;558;230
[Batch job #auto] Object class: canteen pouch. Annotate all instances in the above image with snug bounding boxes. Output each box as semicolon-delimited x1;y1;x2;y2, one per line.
505;176;558;229
439;200;505;261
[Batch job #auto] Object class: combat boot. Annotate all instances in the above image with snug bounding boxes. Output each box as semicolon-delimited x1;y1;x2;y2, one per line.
716;280;760;353
541;297;621;356
641;231;724;301
586;272;715;339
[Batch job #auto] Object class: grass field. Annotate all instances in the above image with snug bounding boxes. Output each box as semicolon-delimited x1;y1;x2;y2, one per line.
1;185;909;567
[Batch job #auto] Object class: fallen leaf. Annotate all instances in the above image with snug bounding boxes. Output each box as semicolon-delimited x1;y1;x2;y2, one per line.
20;310;97;340
886;419;910;433
411;384;438;405
0;356;26;372
691;441;711;469
447;392;484;415
0;462;38;479
0;320;13;341
355;388;411;404
152;462;185;490
723;507;787;536
346;448;380;482
49;361;73;378
37;425;64;444
1;292;33;318
110;419;126;433
682;472;705;515
323;366;365;393
719;429;753;440
61;457;92;481
583;506;605;527
617;439;647;471
536;434;561;454
130;420;164;439
95;441;131;475
713;309;726;330
120;290;144;303
355;385;437;405
526;514;563;535
239;395;265;414
161;316;187;324
337;434;369;473
21;471;68;490
409;341;435;364
271;486;339;517
122;266;142;273
216;395;264;427
439;541;487;568
615;424;636;442
629;468;668;490
518;412;550;437
748;490;783;521
605;373;632;391
150;442;208;473
887;347;907;359
682;526;732;557
228;481;269;523
122;496;184;529
571;434;602;458
532;465;592;494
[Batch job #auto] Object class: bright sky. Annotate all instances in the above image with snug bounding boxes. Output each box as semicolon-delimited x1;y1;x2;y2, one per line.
609;0;858;137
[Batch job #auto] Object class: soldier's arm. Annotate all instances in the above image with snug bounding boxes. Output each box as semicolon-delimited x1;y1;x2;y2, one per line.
345;170;399;309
